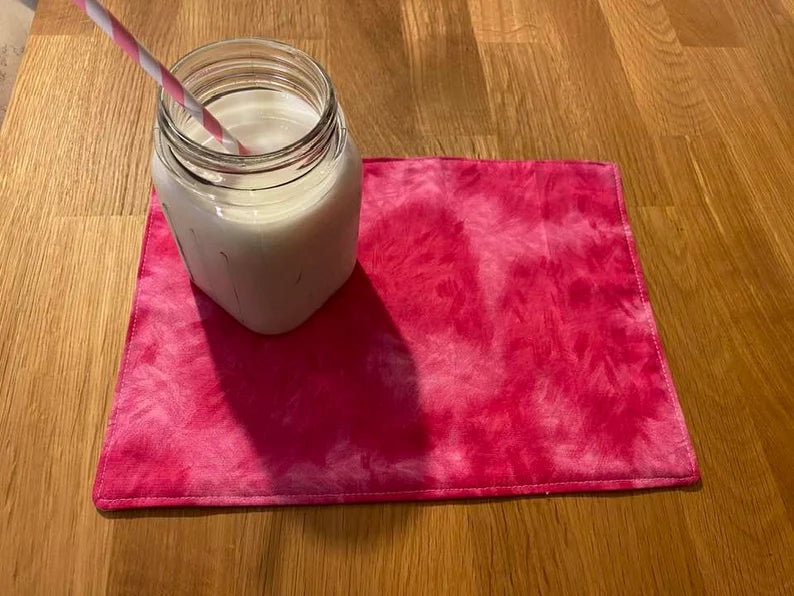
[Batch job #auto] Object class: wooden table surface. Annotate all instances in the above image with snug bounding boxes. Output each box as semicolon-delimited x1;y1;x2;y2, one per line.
2;0;793;593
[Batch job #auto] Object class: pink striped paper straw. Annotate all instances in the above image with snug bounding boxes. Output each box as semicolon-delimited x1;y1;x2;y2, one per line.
72;0;249;155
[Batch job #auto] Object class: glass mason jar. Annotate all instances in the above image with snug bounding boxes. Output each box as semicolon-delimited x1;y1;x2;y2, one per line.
152;39;362;335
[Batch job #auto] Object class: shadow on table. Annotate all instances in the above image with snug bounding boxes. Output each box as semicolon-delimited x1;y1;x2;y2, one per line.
100;480;701;590
194;263;428;590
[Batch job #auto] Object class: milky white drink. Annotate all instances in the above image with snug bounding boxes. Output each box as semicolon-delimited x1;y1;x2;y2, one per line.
151;40;362;334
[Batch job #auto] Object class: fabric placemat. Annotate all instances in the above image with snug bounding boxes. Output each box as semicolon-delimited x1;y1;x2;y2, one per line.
93;158;699;510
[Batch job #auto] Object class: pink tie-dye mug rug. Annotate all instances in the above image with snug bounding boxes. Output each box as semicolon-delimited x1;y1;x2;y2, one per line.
93;158;699;510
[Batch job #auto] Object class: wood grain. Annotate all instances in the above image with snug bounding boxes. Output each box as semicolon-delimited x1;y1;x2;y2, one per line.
2;0;793;593
662;0;742;47
597;0;714;136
